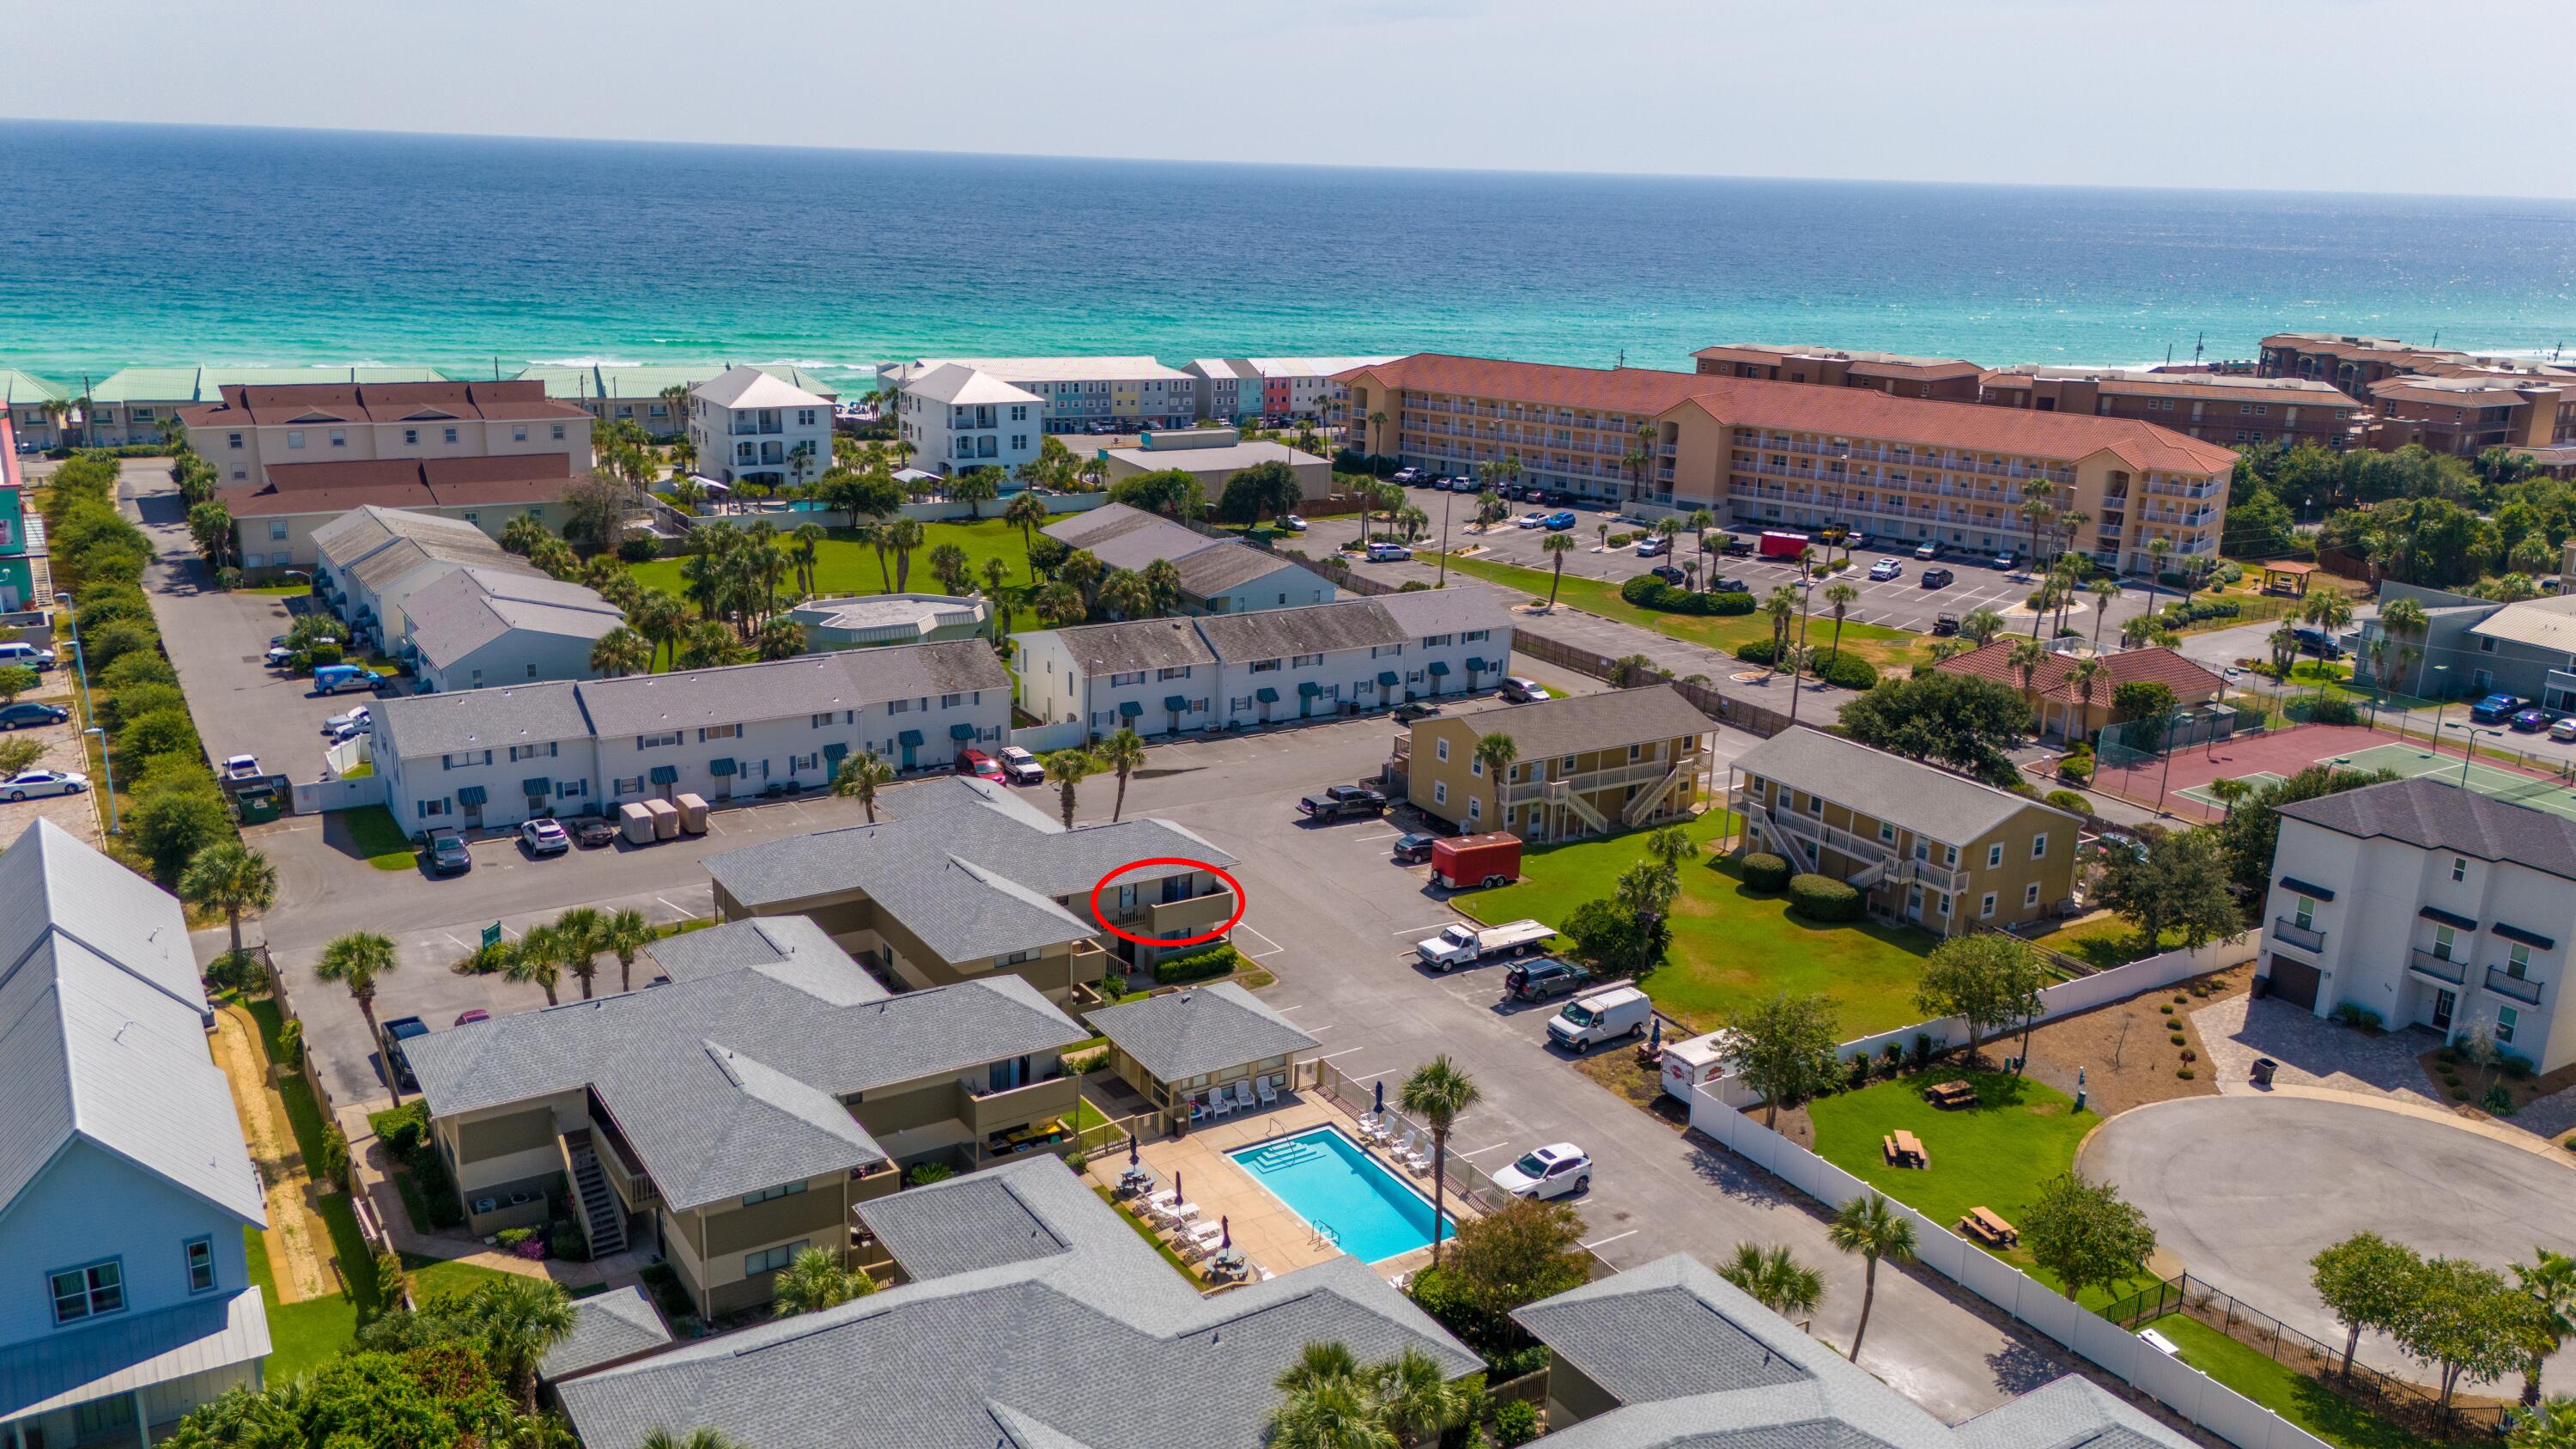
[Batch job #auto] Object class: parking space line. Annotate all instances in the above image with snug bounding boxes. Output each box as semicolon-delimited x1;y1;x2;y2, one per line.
1316;1046;1369;1062
1581;1229;1640;1251
1390;921;1456;936
1234;924;1284;959
1456;1142;1513;1158
654;896;699;919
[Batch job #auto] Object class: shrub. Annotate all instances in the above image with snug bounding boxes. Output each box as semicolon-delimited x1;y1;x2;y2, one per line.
495;1227;536;1249
2330;1002;2383;1031
907;1162;957;1187
1491;1400;1540;1446
1814;651;1878;690
82;618;161;674
2502;1051;2536;1081
370;1102;428;1159
1879;1041;1906;1079
101;680;187;733
2305;695;2360;726
616;532;659;563
2483;1084;2518;1117
2176;1067;2196;1079
374;1251;408;1307
2213;561;2244;585
100;650;178;691
130;782;234;883
204;948;266;995
317;1125;351;1191
1153;943;1240;985
117;705;201;761
550;1221;590;1262
306;639;345;667
1785;873;1862;922
1741;852;1790;892
410;1147;464;1228
2044;788;2092;814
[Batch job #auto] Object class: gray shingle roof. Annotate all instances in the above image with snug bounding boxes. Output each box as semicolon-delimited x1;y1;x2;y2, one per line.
575;640;1006;736
1190;597;1408;657
538;1286;672;1383
311;502;491;564
402;566;623;670
854;1171;1069;1281
1040;503;1311;602
1084;982;1317;1083
1732;728;2075;847
345;531;519;594
1045;617;1218;675
1373;584;1517;637
404;922;1085;1211
704;777;1232;962
0;821;264;1227
1170;542;1318;597
2275;776;2576;882
556;1155;1479;1449
376;680;593;760
1453;683;1713;761
1514;1262;1811;1405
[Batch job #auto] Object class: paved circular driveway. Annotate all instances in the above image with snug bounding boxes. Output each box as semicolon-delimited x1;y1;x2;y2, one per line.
2081;1094;2576;1379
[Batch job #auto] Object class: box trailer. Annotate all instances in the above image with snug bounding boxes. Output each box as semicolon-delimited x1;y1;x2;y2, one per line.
1757;530;1811;561
1431;832;1522;890
1660;1030;1754;1106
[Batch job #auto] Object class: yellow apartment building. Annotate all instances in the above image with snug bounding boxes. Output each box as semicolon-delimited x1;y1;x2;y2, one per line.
1400;684;1716;840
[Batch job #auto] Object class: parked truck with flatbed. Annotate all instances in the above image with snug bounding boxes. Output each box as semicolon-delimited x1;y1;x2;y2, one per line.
1414;917;1554;971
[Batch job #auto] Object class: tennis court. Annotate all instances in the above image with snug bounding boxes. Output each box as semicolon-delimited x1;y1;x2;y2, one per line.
2328;741;2576;821
2172;772;2287;810
2098;721;2576;823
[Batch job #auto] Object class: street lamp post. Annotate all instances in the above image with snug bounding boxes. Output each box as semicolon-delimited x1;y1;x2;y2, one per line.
2445;723;2504;785
2427;665;2451;758
82;728;118;833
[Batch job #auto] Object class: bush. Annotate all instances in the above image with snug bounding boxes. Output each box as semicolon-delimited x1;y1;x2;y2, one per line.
82;618;161;674
1741;852;1791;892
306;639;345;667
100;651;178;691
2483;1083;2518;1117
495;1227;537;1249
1153;943;1240;985
204;948;266;995
409;1146;464;1228
550;1220;590;1262
1814;651;1878;690
317;1125;351;1191
2502;1051;2537;1081
117;704;200;760
370;1102;428;1159
1617;574;1758;618
2330;1002;2383;1031
2304;695;2360;726
616;532;659;563
374;1251;408;1307
129;783;234;882
1490;1400;1540;1446
2213;561;2245;585
2044;788;2092;814
906;1162;956;1187
1785;873;1863;922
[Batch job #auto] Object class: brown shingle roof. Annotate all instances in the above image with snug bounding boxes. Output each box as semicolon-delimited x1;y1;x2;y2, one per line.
1932;642;2223;708
181;380;589;429
216;454;577;517
1339;355;2241;475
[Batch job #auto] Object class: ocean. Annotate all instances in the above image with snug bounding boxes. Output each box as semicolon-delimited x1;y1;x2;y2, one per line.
3;119;2573;393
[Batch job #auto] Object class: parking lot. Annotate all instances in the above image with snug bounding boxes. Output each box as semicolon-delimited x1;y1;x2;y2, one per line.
0;661;103;845
1298;496;2161;638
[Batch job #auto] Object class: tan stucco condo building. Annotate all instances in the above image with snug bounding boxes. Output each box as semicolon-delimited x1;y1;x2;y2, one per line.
1400;684;1716;841
181;379;594;490
1728;728;2081;935
1335;355;2236;576
403;916;1091;1318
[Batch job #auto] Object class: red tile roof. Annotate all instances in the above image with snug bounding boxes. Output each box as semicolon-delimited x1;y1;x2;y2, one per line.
216;454;576;517
1932;642;2224;708
1337;354;2242;475
180;380;588;429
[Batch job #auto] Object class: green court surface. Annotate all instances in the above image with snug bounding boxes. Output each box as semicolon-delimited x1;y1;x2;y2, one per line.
2175;771;2287;809
2328;742;2576;820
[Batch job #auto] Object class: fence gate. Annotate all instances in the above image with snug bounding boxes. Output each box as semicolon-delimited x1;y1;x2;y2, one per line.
292;775;386;814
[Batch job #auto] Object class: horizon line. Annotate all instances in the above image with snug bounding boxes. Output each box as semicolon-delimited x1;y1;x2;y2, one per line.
6;114;2574;207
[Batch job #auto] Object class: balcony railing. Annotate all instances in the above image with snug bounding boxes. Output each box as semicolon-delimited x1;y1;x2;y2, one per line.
963;1073;1078;1136
2408;948;2466;985
2271;917;2325;953
1512;758;1677;806
2485;966;2544;1006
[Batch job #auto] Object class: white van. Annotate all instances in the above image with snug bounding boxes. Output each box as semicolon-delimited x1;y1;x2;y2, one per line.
1546;986;1651;1052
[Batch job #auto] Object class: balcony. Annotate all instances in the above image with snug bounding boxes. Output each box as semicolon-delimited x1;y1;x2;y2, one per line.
2408;948;2466;986
963;1072;1078;1138
2485;966;2544;1006
1514;758;1677;807
2271;918;2325;953
1148;887;1237;940
587;1117;659;1209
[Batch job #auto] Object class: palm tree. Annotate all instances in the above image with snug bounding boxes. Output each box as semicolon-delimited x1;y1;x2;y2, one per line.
178;841;278;956
2088;577;2122;651
888;517;926;592
1540;532;1576;608
1821;580;1859;673
591;625;654;678
600;908;653;995
1267;1372;1396;1449
1043;749;1097;830
772;1245;875;1316
555;907;605;1000
1004;490;1051;572
2510;1398;2576;1449
1761;586;1799;675
1473;732;1517;832
505;924;566;1007
2205;776;2253;821
755;617;806;661
1097;728;1146;821
2018;478;2057;572
1277;1341;1362;1395
1398;1056;1481;1266
2516;1248;2576;1403
2008;636;2049;727
629;589;688;672
1686;507;1716;578
789;521;826;595
832;749;898;823
314;933;399;1101
2145;535;2172;606
2378;596;2430;700
1369;1346;1477;1446
466;1274;580;1411
2066;656;2104;739
1828;1192;1917;1362
1719;1242;1826;1326
1139;557;1184;617
1962;606;2006;648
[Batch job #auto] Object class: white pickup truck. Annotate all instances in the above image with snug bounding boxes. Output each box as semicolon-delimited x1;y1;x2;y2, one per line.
1414;918;1554;971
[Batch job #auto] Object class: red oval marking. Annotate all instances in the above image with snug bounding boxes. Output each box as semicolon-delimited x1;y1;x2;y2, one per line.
1088;856;1247;949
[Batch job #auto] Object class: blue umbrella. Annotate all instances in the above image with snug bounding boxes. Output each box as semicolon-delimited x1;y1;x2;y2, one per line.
1219;1215;1230;1250
1373;1079;1385;1115
1128;1129;1140;1168
1649;1016;1662;1050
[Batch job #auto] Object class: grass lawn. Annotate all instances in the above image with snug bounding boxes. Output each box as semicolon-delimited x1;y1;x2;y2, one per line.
1809;1071;2137;1303
404;1255;515;1300
246;1227;358;1384
337;804;419;870
2142;1313;2445;1449
240;582;312;596
2028;913;2181;972
239;995;388;1373
1430;551;1925;672
1461;809;1938;1036
1091;1185;1205;1285
629;515;1052;601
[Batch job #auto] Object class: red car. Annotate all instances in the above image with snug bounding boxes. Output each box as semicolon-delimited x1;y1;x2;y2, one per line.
957;748;1005;782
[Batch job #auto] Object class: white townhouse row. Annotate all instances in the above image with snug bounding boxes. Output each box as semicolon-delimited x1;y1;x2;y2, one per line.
2257;776;2576;1073
879;356;1198;434
369;641;1012;832
1014;590;1513;740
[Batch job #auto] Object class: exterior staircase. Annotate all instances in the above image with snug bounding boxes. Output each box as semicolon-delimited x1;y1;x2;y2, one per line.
1743;797;1815;874
568;1141;627;1257
1622;765;1683;827
1545;780;1610;836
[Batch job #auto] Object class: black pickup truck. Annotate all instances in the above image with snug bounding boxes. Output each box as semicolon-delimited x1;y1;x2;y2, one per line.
1298;784;1388;820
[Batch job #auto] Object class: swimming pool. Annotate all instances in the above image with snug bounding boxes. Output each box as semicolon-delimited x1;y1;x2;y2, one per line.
1230;1126;1454;1263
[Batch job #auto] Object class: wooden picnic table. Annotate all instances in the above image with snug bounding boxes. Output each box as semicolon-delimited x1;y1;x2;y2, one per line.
1894;1129;1923;1159
1923;1080;1977;1108
1960;1206;2018;1245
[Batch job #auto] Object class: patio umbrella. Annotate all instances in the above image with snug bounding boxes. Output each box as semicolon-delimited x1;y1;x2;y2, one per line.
1128;1130;1140;1168
1648;1016;1662;1050
1171;1168;1181;1202
1373;1079;1385;1115
1219;1215;1230;1250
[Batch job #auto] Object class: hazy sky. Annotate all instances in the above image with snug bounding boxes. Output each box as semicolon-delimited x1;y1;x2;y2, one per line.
9;0;2573;199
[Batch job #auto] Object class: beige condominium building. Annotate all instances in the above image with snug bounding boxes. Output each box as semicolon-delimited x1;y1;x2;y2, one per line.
1400;684;1716;840
1728;728;2081;935
1336;354;2237;576
1978;367;2363;450
181;379;595;490
402;916;1091;1318
79;365;448;447
2363;373;2576;459
1692;344;1985;401
702;775;1238;993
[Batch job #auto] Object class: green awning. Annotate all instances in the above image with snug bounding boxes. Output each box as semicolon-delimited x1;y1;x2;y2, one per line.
1163;695;1189;711
521;777;551;796
951;722;977;740
823;742;849;762
898;729;925;747
455;786;488;806
1466;656;1485;672
1376;671;1400;687
1297;681;1321;697
1118;701;1144;716
708;758;736;776
1426;661;1451;675
648;764;678;784
1255;686;1279;703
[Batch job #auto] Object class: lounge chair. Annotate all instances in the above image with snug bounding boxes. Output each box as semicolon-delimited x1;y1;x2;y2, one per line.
1155;1199;1201;1226
1256;1077;1280;1106
1356;1113;1389;1143
1400;1130;1432;1172
1210;1091;1236;1120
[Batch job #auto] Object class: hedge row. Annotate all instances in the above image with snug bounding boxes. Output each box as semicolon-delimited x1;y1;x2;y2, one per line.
44;453;237;882
2153;596;2241;628
1741;853;1790;892
1731;639;1880;690
1618;575;1758;616
1153;942;1241;985
1785;873;1864;922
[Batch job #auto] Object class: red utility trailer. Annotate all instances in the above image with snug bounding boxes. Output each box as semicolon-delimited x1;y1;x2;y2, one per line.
1758;530;1812;560
1431;831;1523;889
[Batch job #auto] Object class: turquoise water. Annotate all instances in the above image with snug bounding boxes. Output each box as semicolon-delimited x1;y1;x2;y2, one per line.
4;120;2574;392
1230;1126;1454;1263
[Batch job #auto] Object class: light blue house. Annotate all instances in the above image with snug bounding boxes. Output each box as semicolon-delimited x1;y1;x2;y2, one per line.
0;820;269;1446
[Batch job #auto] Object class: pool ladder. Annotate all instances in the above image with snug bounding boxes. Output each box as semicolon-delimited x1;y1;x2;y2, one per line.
1308;1220;1341;1252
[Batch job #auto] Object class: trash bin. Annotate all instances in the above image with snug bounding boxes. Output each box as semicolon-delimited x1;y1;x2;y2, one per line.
2251;1056;2278;1087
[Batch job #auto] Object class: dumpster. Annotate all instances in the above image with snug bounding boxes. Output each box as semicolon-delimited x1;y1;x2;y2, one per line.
2251;1056;2278;1087
618;801;656;845
673;793;709;835
645;797;681;840
234;784;283;825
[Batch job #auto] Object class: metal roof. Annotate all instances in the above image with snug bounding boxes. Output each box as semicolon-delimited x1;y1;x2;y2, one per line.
1083;982;1316;1083
0;1287;269;1422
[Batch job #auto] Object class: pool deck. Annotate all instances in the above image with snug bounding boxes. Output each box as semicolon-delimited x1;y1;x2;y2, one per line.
1082;1092;1462;1283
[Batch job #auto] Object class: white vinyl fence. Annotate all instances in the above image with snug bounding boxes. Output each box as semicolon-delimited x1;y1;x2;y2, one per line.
1830;932;2255;1070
